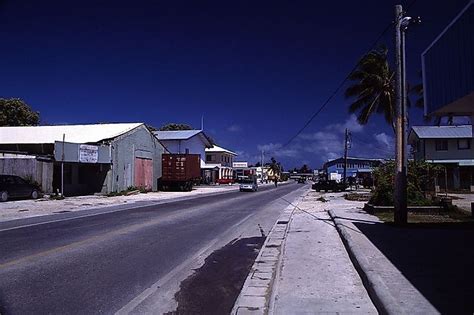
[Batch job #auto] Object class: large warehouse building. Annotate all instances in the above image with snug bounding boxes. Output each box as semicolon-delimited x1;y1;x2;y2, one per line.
0;123;166;195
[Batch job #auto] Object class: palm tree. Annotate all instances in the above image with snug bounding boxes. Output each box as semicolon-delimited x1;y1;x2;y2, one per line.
345;46;396;132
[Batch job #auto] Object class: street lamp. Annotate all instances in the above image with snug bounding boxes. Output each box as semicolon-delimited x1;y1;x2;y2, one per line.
394;5;421;225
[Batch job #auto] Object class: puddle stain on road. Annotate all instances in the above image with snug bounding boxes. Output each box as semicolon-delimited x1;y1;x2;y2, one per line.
166;236;265;315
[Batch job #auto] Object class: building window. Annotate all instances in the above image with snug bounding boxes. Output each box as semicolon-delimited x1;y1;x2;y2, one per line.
435;140;448;151
185;148;189;154
206;155;212;162
458;139;471;150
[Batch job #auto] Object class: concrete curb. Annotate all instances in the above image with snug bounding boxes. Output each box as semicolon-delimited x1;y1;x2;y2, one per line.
231;192;304;315
328;209;404;315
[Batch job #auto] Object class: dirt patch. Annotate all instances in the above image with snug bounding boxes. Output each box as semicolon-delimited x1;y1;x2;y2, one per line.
167;236;265;315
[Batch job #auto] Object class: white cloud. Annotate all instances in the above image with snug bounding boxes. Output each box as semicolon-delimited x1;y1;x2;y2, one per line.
227;124;242;132
374;132;392;148
256;143;300;158
253;116;388;169
325;114;364;134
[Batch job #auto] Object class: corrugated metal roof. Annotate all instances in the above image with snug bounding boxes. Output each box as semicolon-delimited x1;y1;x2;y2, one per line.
153;130;213;147
206;144;238;155
0;123;143;144
153;130;202;140
411;125;472;139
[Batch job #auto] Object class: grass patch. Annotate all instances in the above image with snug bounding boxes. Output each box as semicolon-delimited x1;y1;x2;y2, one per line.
344;193;371;202
374;208;473;224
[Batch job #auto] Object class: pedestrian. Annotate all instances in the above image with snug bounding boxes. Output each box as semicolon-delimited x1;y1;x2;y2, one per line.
274;178;278;188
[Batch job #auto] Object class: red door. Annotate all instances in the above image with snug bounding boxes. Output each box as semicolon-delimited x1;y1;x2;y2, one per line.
134;158;153;191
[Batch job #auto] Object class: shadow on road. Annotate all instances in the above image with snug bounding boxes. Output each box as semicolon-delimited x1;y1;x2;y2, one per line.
166;236;265;315
354;221;474;314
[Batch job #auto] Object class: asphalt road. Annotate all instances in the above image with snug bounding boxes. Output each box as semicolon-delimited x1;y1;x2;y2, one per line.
0;182;305;314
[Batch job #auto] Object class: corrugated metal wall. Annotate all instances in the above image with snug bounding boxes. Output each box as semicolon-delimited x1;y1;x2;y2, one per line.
109;125;165;193
423;1;474;114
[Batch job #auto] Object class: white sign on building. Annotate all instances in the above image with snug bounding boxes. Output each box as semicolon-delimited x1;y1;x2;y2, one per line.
232;161;248;168
79;145;99;163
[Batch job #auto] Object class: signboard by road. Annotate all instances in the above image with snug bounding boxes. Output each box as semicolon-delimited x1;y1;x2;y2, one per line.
233;162;248;168
54;141;111;164
79;145;99;163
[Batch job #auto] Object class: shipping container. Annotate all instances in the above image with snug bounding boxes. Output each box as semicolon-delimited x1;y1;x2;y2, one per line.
159;154;201;191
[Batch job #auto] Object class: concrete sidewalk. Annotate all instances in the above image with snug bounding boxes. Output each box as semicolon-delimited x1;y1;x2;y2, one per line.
270;190;377;314
233;189;377;314
233;189;450;314
327;196;439;315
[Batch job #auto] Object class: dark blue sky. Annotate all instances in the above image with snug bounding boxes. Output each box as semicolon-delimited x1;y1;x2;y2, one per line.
0;0;469;169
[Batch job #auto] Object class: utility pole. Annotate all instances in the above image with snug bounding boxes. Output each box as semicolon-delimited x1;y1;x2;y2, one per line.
61;133;65;197
343;128;349;184
394;4;408;224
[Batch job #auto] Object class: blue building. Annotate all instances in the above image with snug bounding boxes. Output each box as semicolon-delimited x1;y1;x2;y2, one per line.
323;157;383;182
422;0;474;119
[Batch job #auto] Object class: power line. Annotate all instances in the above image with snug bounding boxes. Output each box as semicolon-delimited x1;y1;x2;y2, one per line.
279;20;395;150
264;0;420;161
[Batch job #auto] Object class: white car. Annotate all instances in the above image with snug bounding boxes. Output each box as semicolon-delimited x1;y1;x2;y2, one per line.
239;179;258;192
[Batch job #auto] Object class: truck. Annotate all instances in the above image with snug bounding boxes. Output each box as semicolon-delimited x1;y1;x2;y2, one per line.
159;154;201;191
312;180;347;192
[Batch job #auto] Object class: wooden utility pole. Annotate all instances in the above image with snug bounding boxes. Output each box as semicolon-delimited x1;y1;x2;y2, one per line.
394;4;408;224
343;128;349;184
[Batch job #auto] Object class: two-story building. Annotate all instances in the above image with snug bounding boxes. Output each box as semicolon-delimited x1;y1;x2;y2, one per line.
323;157;383;183
203;145;237;184
409;125;473;191
153;130;213;168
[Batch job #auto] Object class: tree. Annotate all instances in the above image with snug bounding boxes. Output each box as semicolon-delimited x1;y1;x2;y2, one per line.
0;98;40;126
145;124;158;132
269;157;281;176
159;123;193;131
346;46;424;133
345;46;396;131
299;164;310;173
370;160;442;206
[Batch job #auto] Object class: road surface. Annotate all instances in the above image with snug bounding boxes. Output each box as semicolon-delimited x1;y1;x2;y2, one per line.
0;182;305;314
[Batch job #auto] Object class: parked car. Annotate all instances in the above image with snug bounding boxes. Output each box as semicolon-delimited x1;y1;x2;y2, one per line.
0;175;41;202
239;178;258;192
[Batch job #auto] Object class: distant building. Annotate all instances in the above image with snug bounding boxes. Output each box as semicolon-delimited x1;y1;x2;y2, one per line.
203;145;237;184
232;161;259;182
153;130;213;168
0;123;165;195
323;157;383;182
408;125;473;191
422;0;473;125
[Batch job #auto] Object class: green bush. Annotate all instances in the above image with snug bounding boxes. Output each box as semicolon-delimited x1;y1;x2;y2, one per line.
370;160;442;206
